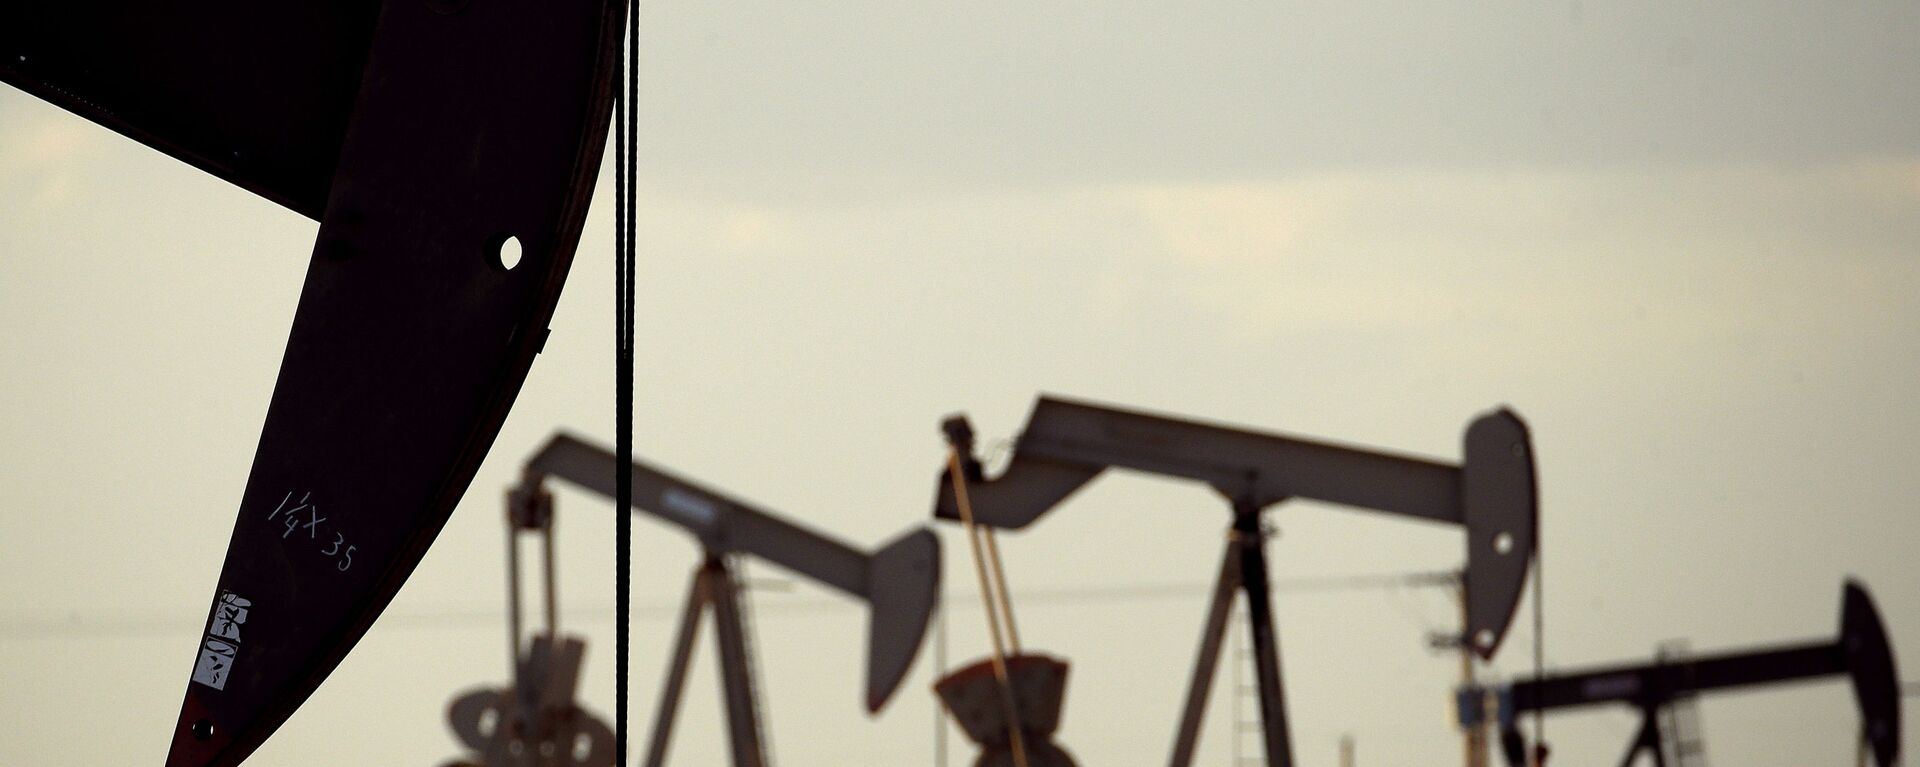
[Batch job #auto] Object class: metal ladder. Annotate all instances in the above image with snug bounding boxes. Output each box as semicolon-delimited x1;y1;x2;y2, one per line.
732;556;776;767
1655;639;1708;767
1230;598;1264;766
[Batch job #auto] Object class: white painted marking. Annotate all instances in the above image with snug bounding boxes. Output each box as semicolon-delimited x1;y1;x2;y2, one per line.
1582;673;1640;700
193;592;253;690
192;638;237;690
662;487;719;528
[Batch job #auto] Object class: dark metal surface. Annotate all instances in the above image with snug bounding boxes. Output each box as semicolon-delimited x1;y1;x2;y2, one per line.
1615;713;1667;767
643;570;712;767
1458;411;1538;657
1485;581;1900;767
934;654;1080;766
524;432;941;712
5;0;620;762
1164;505;1301;767
935;395;1538;767
933;394;1537;659
1505;642;1835;715
1505;642;1842;713
0;0;639;763
633;559;771;767
0;2;379;218
708;560;770;767
447;483;611;767
934;655;1073;745
1166;541;1243;767
1843;581;1902;767
444;636;616;767
1233;503;1295;767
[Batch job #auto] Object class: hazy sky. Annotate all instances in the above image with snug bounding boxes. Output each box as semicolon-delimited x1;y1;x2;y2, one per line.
4;2;1919;765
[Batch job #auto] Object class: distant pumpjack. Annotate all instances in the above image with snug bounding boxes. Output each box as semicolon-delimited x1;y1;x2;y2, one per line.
934;395;1539;767
1461;580;1900;767
519;433;941;767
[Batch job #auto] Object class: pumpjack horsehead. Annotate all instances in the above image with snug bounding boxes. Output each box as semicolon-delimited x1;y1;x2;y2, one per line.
3;2;626;764
931;394;1540;767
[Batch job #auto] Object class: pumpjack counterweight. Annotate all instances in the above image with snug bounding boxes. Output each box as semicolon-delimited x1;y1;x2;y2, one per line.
934;395;1539;767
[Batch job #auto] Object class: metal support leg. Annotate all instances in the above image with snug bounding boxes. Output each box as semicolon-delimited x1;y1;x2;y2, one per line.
709;558;768;767
504;507;524;684
643;566;712;767
1617;708;1665;767
1235;502;1294;767
1168;538;1244;767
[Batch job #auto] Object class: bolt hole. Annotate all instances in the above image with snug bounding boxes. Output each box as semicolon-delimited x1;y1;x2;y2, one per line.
1476;629;1495;648
1510;441;1525;457
491;234;524;271
574;733;592;760
1493;531;1514;555
190;718;216;741
478;708;497;737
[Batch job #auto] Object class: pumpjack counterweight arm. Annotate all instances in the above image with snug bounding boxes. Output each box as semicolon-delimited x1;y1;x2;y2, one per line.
523;432;941;712
1474;581;1900;767
936;394;1538;658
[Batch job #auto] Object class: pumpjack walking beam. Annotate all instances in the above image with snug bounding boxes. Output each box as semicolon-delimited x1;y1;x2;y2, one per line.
935;394;1539;767
1464;581;1900;767
518;432;943;764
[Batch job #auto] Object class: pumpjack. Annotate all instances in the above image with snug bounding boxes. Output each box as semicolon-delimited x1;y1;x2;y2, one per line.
1461;580;1901;767
933;394;1539;767
509;433;942;766
3;3;623;764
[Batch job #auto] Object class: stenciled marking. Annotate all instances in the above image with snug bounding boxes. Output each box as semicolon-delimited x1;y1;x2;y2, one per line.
662;487;719;528
192;592;252;690
266;490;356;572
1581;673;1641;701
208;592;250;642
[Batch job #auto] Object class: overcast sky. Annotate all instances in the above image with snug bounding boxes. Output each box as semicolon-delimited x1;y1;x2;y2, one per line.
4;2;1919;765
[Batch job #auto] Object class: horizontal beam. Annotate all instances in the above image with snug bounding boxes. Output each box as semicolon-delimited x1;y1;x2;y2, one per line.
1021;396;1464;521
526;433;868;598
1505;641;1842;714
